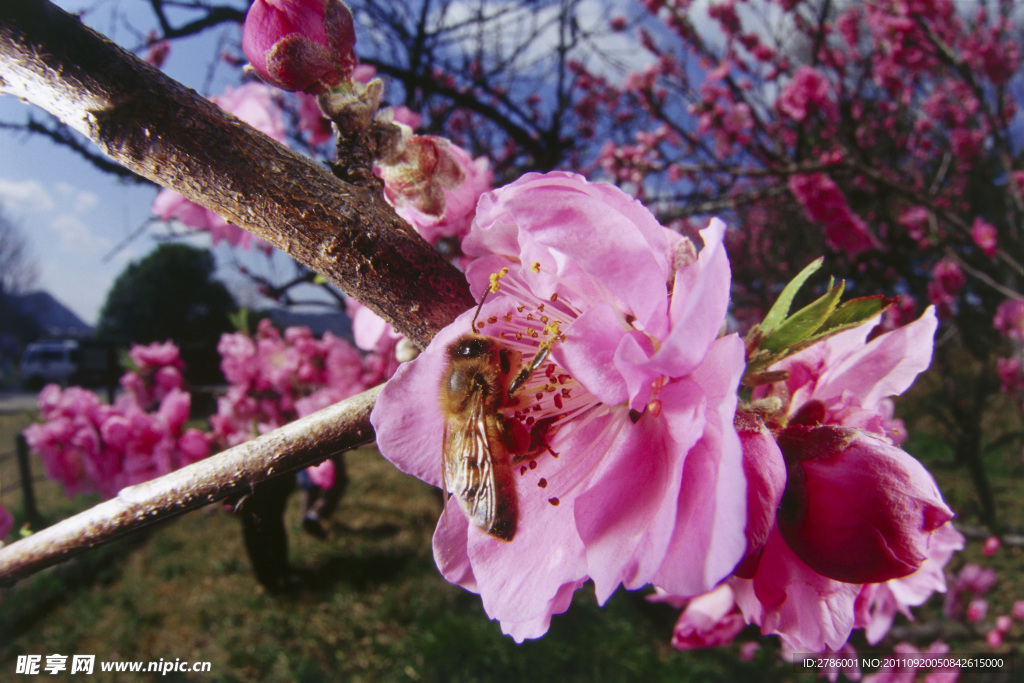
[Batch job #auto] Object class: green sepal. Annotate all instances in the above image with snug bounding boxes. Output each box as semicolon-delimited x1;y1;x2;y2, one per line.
810;295;893;342
229;307;251;334
761;278;845;353
118;348;136;373
312;274;328;285
760;257;823;335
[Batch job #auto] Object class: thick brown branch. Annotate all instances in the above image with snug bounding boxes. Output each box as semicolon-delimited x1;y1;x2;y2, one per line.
0;1;473;585
0;0;475;349
0;385;381;586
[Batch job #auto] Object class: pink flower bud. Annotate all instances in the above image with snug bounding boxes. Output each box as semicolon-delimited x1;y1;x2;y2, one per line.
986;628;1002;649
776;426;954;584
1012;600;1024;621
996;615;1012;633
970;218;998;257
967;598;988;623
982;535;1001;556
242;0;357;93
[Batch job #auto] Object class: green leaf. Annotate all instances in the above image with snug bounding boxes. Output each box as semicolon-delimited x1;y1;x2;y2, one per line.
229;307;251;334
118;348;135;372
817;296;892;336
761;257;824;334
762;279;845;353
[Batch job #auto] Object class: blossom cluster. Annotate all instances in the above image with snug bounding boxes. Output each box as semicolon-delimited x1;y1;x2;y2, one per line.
370;171;958;652
210;317;383;447
24;321;386;502
993;299;1024;406
23;342;210;499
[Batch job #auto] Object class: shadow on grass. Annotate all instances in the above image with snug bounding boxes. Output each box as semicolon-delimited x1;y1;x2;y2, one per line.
293;546;415;593
0;531;150;645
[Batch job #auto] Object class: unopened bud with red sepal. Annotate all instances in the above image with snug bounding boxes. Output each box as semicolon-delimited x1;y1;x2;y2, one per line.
776;424;954;584
242;0;356;93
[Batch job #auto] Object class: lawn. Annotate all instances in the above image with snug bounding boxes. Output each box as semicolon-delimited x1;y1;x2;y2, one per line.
0;384;1021;682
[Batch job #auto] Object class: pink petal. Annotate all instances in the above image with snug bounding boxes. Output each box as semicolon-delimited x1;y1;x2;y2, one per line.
819;307;938;409
575;380;705;603
554;302;630;405
370;312;476;489
648;219;733;378
742;527;861;652
778;428;954;584
651;335;748;596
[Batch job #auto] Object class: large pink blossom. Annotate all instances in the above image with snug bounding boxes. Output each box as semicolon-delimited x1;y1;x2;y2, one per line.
151;83;283;251
371;172;747;640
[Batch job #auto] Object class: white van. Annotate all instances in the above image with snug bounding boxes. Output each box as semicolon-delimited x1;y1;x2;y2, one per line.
19;340;80;389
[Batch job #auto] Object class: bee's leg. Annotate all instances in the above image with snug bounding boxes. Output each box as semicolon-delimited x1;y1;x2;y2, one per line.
508;343;552;397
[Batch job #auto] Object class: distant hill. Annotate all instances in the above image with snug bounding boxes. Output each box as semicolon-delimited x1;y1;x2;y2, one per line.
265;307;353;339
11;290;93;337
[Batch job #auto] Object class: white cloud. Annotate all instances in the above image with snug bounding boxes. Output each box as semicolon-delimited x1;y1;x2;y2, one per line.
49;213;112;254
56;181;100;213
0;177;55;213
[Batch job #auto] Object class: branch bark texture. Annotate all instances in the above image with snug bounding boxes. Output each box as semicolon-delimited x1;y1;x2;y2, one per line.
0;0;475;349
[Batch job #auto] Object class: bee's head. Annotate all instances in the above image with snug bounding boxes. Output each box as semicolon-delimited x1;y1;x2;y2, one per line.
451;335;495;360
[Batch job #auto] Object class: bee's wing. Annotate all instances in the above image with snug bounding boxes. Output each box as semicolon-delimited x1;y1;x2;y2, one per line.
442;390;516;540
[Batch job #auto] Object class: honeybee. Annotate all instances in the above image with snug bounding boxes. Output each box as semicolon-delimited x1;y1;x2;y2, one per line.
440;298;554;542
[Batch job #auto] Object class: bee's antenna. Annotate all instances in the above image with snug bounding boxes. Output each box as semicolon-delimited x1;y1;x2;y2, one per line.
469;287;490;333
469;269;507;333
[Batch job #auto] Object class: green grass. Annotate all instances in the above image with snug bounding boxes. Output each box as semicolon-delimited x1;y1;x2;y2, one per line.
1;380;1022;682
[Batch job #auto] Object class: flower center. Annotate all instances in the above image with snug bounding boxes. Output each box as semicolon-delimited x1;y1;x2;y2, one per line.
471;268;600;458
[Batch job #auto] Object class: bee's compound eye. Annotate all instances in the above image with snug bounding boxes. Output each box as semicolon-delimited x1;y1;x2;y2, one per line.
457;338;490;358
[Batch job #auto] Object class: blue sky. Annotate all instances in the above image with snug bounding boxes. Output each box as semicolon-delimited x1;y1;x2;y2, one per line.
0;1;256;326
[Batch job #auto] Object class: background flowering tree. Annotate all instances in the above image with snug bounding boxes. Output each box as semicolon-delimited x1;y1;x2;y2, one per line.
1;0;1022;677
582;0;1024;527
